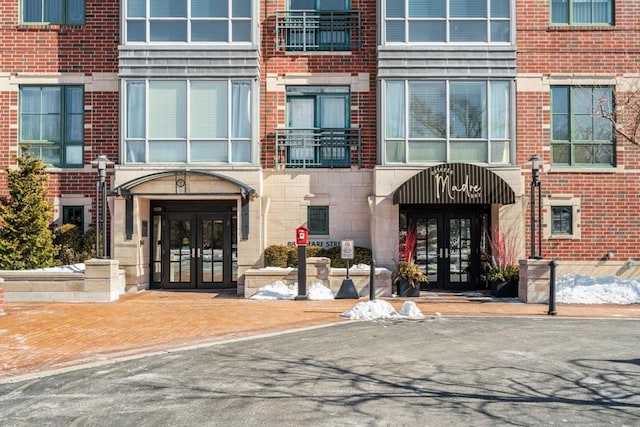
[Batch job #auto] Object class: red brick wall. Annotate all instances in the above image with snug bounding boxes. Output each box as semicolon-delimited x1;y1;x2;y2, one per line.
0;1;119;206
517;0;640;261
260;0;378;169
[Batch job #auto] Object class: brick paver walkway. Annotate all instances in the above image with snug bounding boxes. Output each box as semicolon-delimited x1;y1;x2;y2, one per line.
1;290;638;380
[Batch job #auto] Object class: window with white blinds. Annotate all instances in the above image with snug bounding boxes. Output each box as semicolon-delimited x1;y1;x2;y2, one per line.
125;80;252;164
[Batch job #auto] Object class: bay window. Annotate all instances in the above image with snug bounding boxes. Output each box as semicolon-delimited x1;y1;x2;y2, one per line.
125;79;252;164
384;0;510;43
384;80;512;164
125;0;252;43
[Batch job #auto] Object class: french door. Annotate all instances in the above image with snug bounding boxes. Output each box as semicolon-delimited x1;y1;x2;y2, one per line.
151;202;237;289
288;0;351;51
286;87;350;167
407;206;488;291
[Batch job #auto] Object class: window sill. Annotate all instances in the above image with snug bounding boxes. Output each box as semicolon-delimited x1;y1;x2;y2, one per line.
547;166;619;174
547;25;614;32
16;24;84;30
549;234;579;240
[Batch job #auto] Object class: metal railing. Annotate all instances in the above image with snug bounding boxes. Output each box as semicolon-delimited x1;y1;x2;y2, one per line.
275;10;361;52
274;127;361;169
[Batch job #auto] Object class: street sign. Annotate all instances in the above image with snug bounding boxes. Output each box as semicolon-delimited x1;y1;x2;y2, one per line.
341;240;354;260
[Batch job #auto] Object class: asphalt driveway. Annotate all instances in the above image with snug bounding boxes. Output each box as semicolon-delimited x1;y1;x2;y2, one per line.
1;317;639;426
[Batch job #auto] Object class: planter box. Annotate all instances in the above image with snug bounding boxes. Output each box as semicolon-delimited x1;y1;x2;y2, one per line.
396;279;421;297
491;279;518;298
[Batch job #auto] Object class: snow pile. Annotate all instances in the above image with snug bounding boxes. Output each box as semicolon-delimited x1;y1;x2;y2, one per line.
557;274;640;304
340;300;425;321
249;281;297;300
249;282;335;300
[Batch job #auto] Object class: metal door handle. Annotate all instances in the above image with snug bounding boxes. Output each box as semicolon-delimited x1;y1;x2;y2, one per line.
445;248;449;258
191;248;196;258
439;248;443;258
197;248;201;258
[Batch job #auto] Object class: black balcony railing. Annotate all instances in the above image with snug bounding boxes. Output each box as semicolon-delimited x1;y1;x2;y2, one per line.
274;128;361;168
275;10;361;52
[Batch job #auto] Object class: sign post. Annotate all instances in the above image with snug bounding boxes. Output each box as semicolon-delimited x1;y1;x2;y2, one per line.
295;226;308;300
336;240;359;299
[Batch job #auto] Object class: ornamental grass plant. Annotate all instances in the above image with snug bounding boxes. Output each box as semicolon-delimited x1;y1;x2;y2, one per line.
394;224;427;288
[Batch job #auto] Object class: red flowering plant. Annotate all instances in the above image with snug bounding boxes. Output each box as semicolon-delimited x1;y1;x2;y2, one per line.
486;224;519;283
394;224;428;288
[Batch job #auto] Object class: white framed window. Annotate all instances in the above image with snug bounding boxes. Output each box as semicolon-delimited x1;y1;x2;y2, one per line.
544;196;581;239
124;79;252;164
384;0;510;43
125;0;252;43
383;79;512;164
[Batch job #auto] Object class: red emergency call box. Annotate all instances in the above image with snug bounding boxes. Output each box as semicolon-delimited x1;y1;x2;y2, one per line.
296;226;309;246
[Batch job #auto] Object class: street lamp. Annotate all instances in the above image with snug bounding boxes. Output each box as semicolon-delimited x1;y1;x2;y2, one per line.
91;155;113;259
529;154;543;259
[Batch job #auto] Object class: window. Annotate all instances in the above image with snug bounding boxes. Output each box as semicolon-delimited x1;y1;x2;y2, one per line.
63;206;84;229
125;0;251;43
308;206;329;235
551;86;614;166
544;197;581;239
22;0;85;25
384;80;511;164
20;86;84;168
551;0;613;25
551;206;573;235
384;0;510;43
285;86;351;167
125;79;252;164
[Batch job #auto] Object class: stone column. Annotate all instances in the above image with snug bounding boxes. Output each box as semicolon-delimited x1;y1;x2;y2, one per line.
84;258;124;302
519;259;552;303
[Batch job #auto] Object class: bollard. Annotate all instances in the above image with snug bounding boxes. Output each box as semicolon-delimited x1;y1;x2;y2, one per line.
369;259;376;301
295;244;308;300
548;260;557;315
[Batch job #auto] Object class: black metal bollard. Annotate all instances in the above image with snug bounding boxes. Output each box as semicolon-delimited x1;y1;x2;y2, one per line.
295;245;308;300
369;259;376;301
548;260;557;315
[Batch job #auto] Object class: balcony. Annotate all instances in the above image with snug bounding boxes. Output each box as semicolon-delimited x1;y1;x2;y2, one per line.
274;128;361;168
275;10;361;52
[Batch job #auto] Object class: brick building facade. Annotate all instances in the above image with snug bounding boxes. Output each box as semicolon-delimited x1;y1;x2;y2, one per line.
0;0;638;296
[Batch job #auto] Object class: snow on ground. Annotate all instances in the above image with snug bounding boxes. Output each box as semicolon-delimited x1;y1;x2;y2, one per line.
246;269;639;320
556;274;640;304
249;281;335;300
339;300;427;320
13;263;640;313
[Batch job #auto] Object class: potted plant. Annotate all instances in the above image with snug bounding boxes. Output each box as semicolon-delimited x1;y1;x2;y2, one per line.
394;224;428;297
487;224;519;298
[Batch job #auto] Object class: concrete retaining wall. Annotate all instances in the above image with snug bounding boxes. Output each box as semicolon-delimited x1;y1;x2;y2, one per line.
519;259;640;303
1;259;125;303
244;257;392;298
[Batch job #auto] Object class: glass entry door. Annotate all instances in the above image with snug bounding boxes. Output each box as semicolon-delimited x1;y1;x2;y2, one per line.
152;203;237;289
410;208;485;290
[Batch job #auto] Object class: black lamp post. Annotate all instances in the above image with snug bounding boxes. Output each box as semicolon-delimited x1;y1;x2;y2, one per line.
92;155;112;259
529;154;543;259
